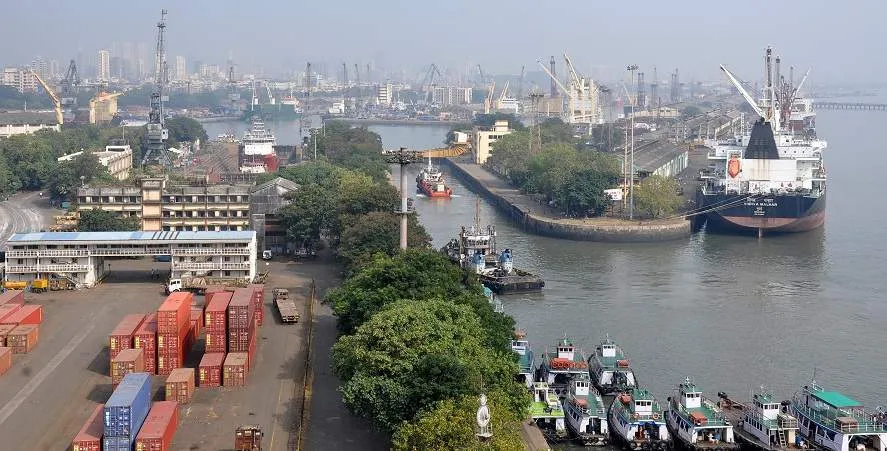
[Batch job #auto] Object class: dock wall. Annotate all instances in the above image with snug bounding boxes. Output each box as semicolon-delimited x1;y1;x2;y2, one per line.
442;159;691;243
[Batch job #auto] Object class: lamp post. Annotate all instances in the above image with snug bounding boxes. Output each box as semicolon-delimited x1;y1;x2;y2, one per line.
626;64;638;220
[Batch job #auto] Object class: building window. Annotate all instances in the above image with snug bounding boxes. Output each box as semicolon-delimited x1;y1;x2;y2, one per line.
224;271;231;277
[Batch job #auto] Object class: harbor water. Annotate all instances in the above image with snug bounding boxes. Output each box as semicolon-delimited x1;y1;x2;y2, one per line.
205;108;887;445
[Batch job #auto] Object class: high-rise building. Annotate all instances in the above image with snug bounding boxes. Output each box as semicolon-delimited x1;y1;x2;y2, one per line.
49;59;60;79
2;67;38;93
30;56;49;80
175;56;186;81
97;50;111;82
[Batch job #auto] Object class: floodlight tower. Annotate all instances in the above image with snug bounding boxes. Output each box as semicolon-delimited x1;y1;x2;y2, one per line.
383;147;422;249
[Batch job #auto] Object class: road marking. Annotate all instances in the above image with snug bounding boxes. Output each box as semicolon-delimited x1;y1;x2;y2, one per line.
0;321;97;426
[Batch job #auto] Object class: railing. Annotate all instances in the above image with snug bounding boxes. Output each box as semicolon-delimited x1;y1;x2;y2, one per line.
5;265;38;273
37;249;90;257
172;248;249;255
221;262;250;270
173;262;219;270
91;248;153;256
793;399;887;434
4;250;39;257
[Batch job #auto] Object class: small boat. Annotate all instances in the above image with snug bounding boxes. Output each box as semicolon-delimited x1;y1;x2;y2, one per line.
665;377;739;450
511;329;534;388
588;337;638;395
718;389;800;451
416;158;452;198
563;375;609;446
530;381;569;443
609;387;671;450
537;335;589;398
789;380;887;451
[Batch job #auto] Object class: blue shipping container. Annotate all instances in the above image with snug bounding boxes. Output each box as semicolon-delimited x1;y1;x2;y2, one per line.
102;435;132;451
104;372;151;441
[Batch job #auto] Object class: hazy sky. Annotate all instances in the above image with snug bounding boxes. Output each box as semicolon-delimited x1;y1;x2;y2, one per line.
4;0;883;84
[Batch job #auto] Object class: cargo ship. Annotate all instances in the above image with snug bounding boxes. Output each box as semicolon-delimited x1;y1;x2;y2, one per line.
239;119;279;174
416;158;452;198
697;47;826;237
440;202;544;294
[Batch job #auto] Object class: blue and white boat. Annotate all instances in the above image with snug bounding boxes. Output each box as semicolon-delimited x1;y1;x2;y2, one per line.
609;387;671;450
666;378;738;450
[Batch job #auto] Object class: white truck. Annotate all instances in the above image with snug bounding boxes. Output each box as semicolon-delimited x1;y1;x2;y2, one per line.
166;276;251;294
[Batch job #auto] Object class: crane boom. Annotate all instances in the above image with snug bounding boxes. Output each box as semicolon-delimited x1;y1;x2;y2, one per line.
537;60;572;98
382;144;469;159
719;65;765;119
31;70;63;125
499;80;509;102
563;53;582;90
518;65;525;100
790;67;811;103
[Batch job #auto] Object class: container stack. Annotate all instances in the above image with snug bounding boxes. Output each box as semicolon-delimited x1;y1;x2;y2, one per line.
110;348;145;387
0;324;15;345
189;308;203;348
249;284;265;326
0;304;21;323
0;346;11;376
157;292;192;376
110;314;147;360
103;372;151;451
204;291;231;354
223;352;249;387
227;288;255;356
133;314;158;374
0;304;44;326
165;368;195;404
198;352;225;387
6;324;39;354
0;290;25;306
134;401;180;450
71;404;104;451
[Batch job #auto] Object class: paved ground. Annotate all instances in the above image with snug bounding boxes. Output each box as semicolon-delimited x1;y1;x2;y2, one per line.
0;191;59;247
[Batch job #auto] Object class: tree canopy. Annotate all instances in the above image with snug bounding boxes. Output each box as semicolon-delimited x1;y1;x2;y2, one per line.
78;209;140;231
634;175;684;218
311;121;389;181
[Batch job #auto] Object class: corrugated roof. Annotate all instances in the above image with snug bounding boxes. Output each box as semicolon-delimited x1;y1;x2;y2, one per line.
250;177;300;194
9;230;255;242
0;111;58;126
812;390;861;408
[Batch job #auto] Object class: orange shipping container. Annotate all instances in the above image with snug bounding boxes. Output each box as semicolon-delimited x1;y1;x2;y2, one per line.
71;404;104;451
134;314;158;374
199;353;225;387
157;292;193;335
223;352;249;387
0;290;25;306
204;291;231;332
0;304;44;325
0;304;22;323
135;401;179;451
0;346;11;376
0;324;16;346
6;324;38;353
165;367;195;404
111;348;146;386
110;313;147;359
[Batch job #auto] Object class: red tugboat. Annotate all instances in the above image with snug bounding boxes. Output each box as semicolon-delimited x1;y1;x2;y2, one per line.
416;158;453;198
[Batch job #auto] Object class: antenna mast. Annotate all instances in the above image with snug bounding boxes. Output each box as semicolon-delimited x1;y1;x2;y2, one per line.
142;9;170;167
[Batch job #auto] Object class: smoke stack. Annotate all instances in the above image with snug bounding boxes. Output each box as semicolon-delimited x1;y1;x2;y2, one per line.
549;56;558;98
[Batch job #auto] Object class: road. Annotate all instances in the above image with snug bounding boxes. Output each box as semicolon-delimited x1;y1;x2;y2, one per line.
0;191;57;248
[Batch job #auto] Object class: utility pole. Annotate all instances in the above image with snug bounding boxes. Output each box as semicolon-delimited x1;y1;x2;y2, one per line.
626;64;638;220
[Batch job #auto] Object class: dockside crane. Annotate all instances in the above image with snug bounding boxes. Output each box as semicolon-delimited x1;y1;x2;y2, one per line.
59;59;79;108
89;91;123;124
31;71;63;125
421;63;441;104
142;9;171;167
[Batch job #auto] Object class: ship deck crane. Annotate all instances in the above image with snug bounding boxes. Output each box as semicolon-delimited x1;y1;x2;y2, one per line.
31;71;63;125
719;65;765;119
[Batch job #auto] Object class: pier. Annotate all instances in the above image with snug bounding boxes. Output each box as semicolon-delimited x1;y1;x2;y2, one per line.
814;102;887;111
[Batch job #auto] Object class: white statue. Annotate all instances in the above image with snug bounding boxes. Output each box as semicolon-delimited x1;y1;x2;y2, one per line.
476;394;492;439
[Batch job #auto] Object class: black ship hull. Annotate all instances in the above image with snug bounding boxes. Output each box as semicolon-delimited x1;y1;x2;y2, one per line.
696;190;825;236
479;269;545;294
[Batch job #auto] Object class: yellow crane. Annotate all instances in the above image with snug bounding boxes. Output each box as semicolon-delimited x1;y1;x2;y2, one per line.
30;70;63;125
89;91;124;124
483;81;496;114
382;143;470;159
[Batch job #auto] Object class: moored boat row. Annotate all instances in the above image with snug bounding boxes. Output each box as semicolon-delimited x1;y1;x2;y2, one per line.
514;332;886;451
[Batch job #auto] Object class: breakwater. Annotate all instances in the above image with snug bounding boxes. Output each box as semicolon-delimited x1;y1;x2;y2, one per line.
441;159;691;242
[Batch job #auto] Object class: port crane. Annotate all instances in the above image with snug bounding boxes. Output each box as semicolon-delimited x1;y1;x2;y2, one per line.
30;71;63;125
536;54;602;129
421;63;441;104
59;59;79;108
142;9;171;167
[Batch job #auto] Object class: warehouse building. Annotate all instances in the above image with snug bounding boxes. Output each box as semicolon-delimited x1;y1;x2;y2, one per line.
3;231;257;288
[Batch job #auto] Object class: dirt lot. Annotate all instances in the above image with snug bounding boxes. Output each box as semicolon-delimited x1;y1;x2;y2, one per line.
0;257;313;450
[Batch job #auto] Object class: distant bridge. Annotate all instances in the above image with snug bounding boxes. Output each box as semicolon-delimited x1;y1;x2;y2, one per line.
815;102;887;111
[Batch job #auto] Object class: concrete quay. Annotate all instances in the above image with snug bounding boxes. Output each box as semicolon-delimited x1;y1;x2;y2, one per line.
442;159;691;243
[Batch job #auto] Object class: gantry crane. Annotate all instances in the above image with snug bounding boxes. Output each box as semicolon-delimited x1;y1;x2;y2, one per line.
59;59;80;108
30;70;63;125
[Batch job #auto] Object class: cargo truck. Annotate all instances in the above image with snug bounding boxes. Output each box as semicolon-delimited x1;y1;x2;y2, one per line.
167;276;251;294
272;288;299;323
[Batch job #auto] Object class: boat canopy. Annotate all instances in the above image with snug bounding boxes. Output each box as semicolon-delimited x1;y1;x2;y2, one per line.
811;390;862;408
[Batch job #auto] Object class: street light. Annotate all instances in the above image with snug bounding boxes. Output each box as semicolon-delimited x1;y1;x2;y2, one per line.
626;65;639;221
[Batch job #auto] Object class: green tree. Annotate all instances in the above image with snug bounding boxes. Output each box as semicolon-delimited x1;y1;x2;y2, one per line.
332;299;521;433
312;121;388;181
262;160;344;189
680;105;702;119
78;209;141;231
392;391;525;451
634;175;683;218
165;116;209;145
279;184;337;250
338;211;431;271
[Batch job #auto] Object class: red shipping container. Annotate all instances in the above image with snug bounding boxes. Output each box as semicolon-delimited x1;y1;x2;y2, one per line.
198;352;225;387
227;288;255;331
165;368;195;404
157;292;192;335
190;307;204;329
189;309;203;338
71;404;104;451
135;400;179;451
204;291;231;333
0;324;16;346
134;314;158;374
6;324;38;353
0;304;44;325
111;348;145;386
0;290;25;306
0;304;22;323
110;313;147;359
250;284;265;326
0;346;11;376
248;330;257;369
205;331;226;354
223;352;249;387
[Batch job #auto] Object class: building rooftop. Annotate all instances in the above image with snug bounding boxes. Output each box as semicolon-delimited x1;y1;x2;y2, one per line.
632;139;687;172
9;230;255;243
0;111;58;126
251;176;300;194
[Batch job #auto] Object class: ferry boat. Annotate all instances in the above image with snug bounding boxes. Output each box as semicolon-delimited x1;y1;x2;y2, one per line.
563;375;609;446
609;387;671;450
530;381;569;442
588;337;638;395
666;378;738;450
415;158;452;198
537;335;589;398
718;389;800;451
511;329;534;388
239;118;278;174
789;381;887;451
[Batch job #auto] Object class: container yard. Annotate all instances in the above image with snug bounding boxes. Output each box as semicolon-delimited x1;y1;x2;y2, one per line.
0;258;311;450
